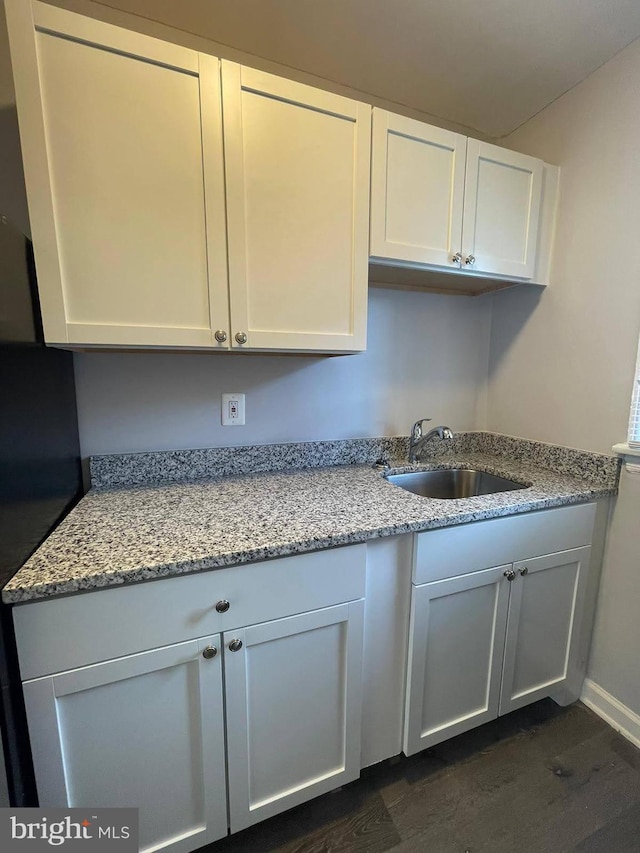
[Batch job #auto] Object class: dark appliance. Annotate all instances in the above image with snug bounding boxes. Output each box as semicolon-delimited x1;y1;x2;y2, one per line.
0;214;83;804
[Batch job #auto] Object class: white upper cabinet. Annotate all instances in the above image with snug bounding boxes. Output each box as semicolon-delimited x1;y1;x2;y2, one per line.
7;0;558;350
370;109;551;287
370;110;466;269
6;1;229;349
222;63;370;352
6;2;370;353
462;140;543;279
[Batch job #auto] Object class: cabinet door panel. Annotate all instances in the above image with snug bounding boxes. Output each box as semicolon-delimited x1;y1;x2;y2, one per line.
11;3;229;348
500;547;591;714
224;601;364;831
404;567;510;756
23;637;227;853
370;109;466;269
462;139;543;279
222;63;370;352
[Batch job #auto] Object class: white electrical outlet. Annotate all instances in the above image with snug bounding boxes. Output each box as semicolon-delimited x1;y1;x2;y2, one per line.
221;393;245;426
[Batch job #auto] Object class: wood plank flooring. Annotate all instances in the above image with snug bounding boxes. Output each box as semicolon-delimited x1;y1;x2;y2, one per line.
202;701;640;853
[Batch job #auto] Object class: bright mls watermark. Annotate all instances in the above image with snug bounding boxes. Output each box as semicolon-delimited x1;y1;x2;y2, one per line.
1;809;138;851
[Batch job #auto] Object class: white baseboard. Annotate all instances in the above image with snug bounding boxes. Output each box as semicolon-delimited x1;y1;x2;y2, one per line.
581;678;640;749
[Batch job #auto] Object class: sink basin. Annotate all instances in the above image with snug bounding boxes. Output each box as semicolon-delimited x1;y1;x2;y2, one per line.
386;468;527;499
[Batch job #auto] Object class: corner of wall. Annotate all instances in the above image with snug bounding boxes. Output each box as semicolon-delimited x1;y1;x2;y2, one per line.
582;678;640;750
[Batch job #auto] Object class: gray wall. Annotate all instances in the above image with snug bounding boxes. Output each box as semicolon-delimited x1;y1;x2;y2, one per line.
488;37;640;716
74;287;492;456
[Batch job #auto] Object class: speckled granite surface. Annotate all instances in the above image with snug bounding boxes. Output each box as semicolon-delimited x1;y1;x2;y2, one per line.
430;433;620;484
89;437;409;489
89;432;618;490
3;434;619;604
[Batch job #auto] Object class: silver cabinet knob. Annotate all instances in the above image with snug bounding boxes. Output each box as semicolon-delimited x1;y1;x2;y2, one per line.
465;255;476;266
504;569;516;581
519;566;528;576
235;331;247;345
202;646;217;659
452;252;463;265
228;639;243;652
215;599;230;613
214;330;227;344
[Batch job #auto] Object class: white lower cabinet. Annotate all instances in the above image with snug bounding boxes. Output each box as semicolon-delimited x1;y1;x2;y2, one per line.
500;547;591;714
403;565;511;755
404;545;592;756
16;546;367;853
15;506;603;848
224;602;364;832
22;637;228;853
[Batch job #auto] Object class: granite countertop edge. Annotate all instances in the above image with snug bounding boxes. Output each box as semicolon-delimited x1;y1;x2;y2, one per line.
3;446;619;605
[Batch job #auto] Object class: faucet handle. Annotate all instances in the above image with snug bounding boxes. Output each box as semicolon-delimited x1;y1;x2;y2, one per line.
411;418;432;439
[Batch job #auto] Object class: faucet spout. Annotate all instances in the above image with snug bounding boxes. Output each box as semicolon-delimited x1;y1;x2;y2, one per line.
408;419;454;463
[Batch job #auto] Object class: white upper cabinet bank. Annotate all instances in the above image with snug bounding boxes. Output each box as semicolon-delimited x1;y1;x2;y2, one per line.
5;1;371;353
370;109;559;289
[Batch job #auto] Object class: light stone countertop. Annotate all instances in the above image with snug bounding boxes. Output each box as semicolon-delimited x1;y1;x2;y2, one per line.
3;439;619;604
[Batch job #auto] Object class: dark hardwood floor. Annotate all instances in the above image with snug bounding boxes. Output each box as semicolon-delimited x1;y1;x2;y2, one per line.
203;701;640;853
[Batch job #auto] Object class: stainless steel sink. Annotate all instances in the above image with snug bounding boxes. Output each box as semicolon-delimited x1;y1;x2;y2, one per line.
386;468;527;499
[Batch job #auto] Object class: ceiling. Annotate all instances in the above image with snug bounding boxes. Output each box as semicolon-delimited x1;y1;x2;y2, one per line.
88;0;640;137
4;0;640;137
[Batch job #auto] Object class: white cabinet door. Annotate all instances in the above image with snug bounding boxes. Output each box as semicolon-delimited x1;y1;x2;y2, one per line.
7;1;229;349
222;63;370;353
462;139;543;279
22;637;228;853
500;547;592;715
224;601;364;832
404;566;511;756
370;109;466;270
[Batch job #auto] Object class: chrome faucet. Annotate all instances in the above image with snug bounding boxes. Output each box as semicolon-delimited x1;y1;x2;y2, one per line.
408;419;454;463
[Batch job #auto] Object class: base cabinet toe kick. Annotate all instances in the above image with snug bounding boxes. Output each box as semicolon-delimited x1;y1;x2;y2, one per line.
13;501;605;852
